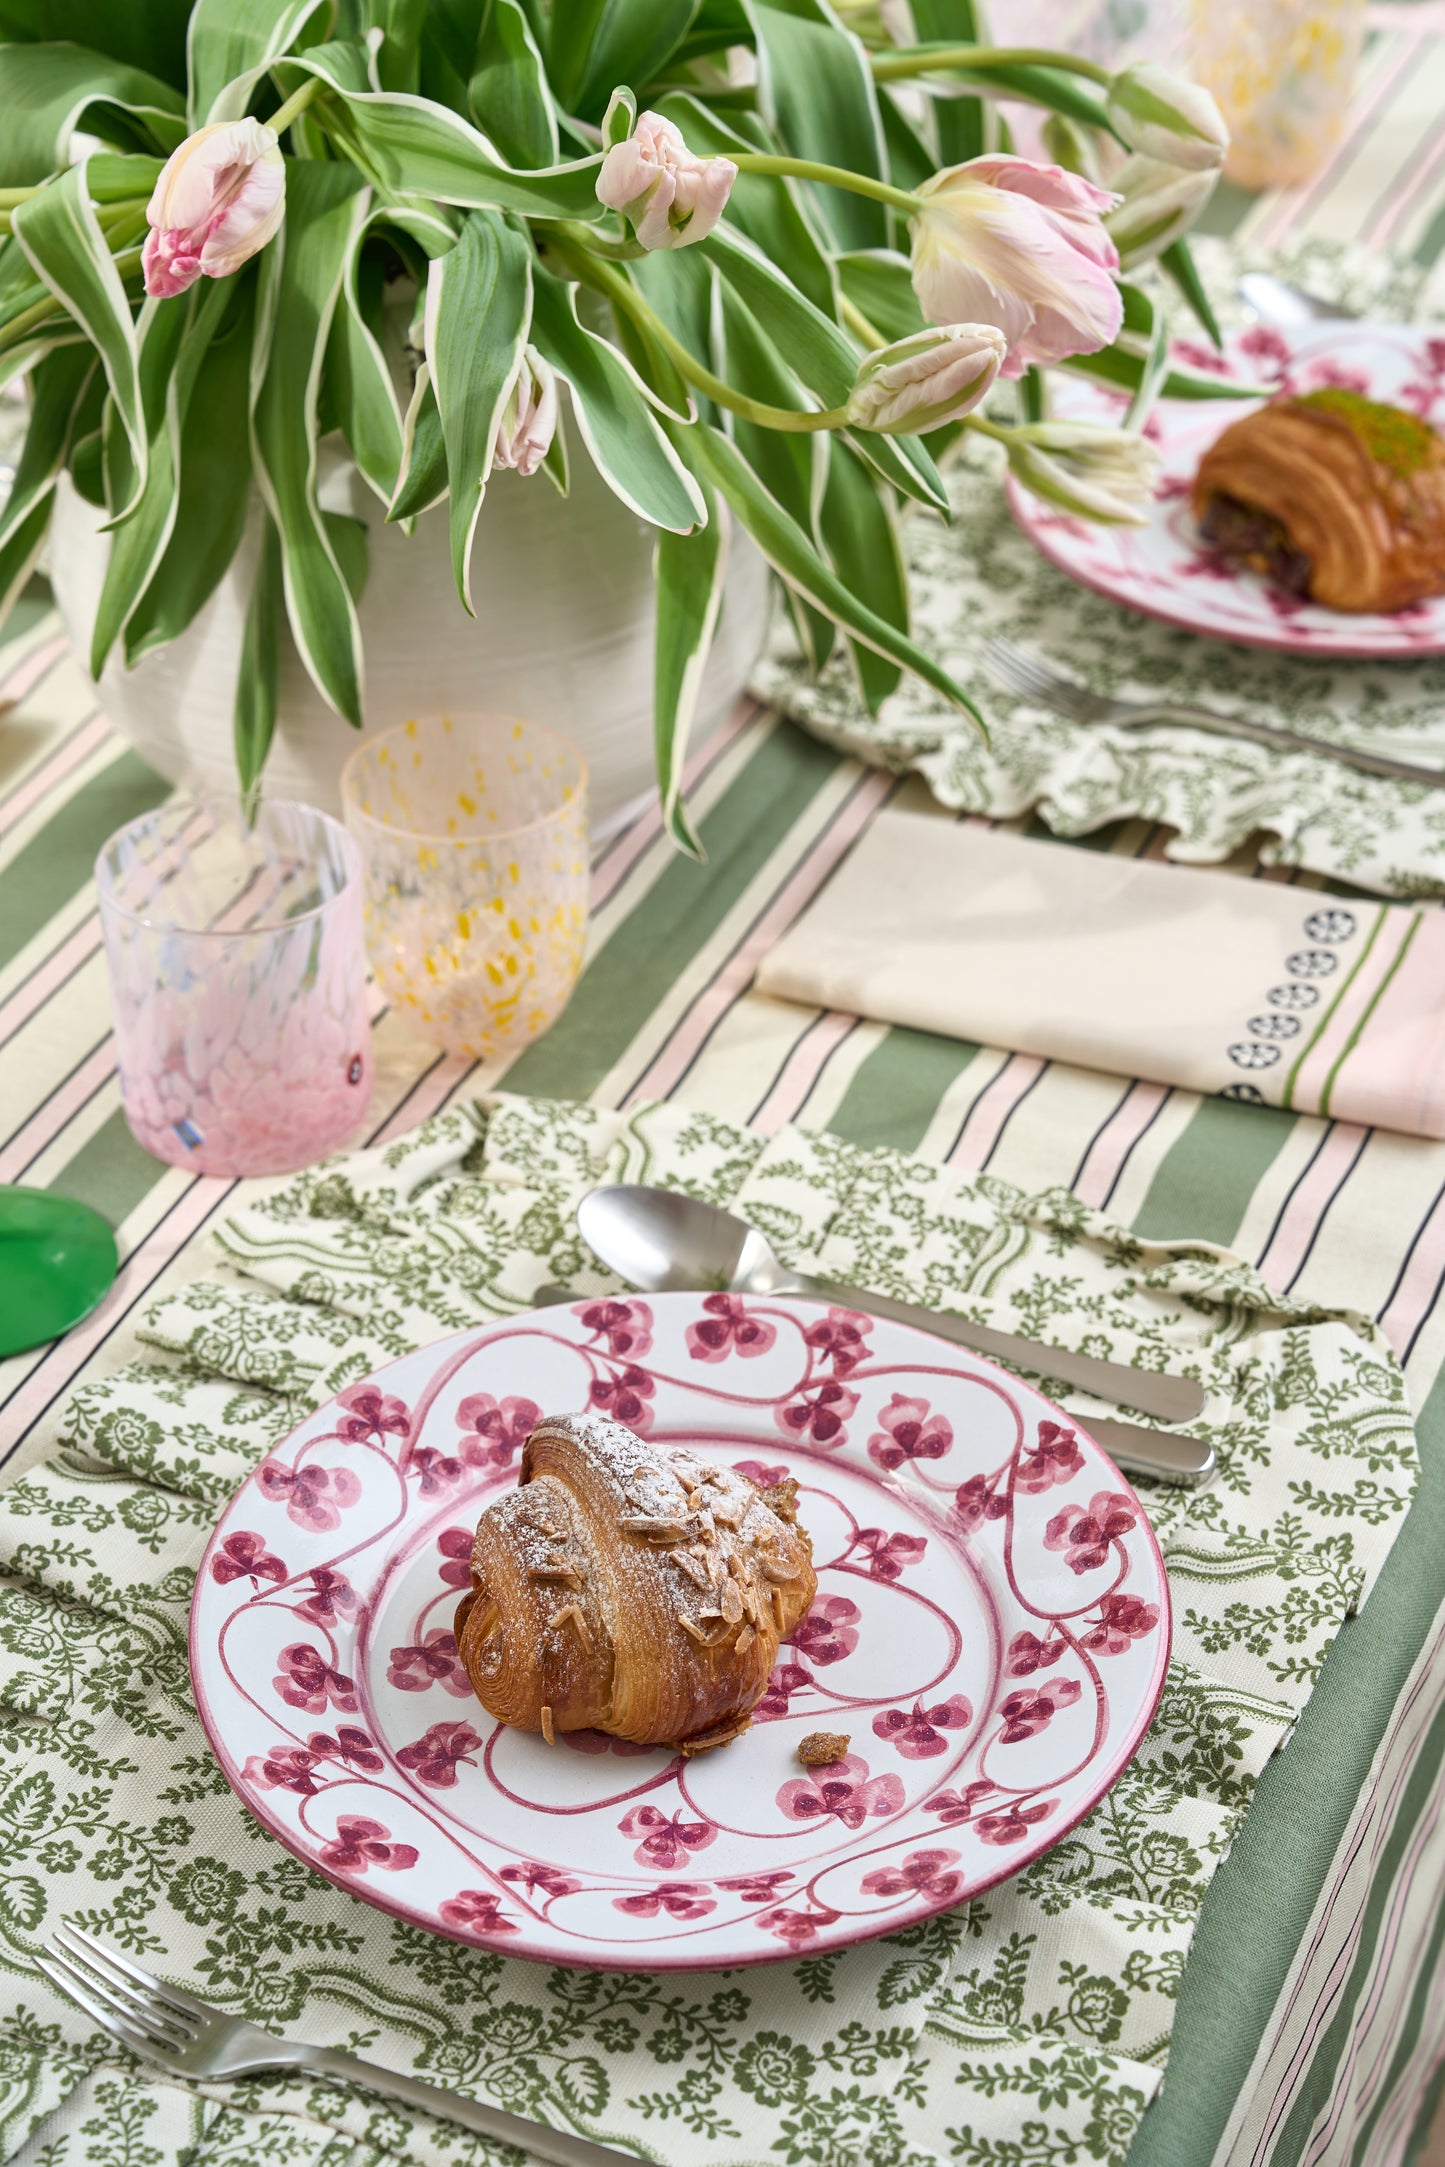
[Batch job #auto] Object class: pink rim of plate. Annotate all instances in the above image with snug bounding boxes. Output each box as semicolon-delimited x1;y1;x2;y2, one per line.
1008;320;1445;659
189;1293;1172;1971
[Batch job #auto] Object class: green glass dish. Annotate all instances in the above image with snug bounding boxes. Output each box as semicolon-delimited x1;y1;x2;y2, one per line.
0;1187;118;1358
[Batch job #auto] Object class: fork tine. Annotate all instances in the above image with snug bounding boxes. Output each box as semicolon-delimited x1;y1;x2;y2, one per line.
981;640;1062;703
50;1932;196;2043
36;1952;180;2065
56;1921;207;2024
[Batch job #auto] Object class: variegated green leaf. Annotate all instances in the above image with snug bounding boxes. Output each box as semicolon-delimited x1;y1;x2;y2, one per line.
91;279;235;676
653;477;728;861
424;209;532;610
125;279;258;662
186;0;333;124
234;511;283;805
0;344;93;556
250;162;370;727
12;162;147;517
281;42;605;220
389;364;450;521
530;270;705;534
819;437;907;713
0;43;185;186
469;0;558;169
327;220;407;505
690;423;984;729
744;0;888;248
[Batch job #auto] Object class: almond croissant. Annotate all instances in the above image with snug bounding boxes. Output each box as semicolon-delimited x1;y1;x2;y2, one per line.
454;1413;817;1755
1193;387;1445;613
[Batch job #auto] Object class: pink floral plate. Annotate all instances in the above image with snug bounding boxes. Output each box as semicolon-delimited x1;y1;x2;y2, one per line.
1008;320;1445;657
190;1293;1170;1969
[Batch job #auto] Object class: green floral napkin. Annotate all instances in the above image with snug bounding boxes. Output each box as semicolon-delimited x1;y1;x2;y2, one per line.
0;1092;1418;2167
751;237;1445;900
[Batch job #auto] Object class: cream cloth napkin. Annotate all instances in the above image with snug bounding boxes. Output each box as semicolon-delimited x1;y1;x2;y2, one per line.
756;812;1445;1138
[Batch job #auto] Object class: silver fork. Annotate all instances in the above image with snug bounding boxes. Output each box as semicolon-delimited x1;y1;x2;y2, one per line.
982;636;1445;792
38;1921;636;2167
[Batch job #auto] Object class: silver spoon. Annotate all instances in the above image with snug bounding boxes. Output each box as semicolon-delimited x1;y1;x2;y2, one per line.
1237;272;1357;328
575;1185;1213;1486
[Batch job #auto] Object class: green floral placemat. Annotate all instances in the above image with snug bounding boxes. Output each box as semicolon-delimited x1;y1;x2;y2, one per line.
0;1093;1418;2167
751;237;1445;900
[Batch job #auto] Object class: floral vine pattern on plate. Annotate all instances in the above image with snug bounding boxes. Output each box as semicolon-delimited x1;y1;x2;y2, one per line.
193;1292;1170;1968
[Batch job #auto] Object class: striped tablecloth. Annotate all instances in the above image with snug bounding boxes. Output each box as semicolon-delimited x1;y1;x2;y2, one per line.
4;13;1445;2163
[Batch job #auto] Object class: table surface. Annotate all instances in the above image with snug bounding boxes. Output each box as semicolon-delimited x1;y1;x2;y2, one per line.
6;16;1445;2165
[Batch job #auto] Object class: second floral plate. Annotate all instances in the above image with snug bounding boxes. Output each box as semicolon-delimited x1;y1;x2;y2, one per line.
190;1293;1170;1969
1009;320;1445;657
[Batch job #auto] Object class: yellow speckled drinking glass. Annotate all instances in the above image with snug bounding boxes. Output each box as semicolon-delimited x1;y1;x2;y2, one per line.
341;715;588;1061
1191;0;1365;192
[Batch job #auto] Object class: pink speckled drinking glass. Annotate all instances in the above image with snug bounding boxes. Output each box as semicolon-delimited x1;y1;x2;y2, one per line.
95;798;373;1178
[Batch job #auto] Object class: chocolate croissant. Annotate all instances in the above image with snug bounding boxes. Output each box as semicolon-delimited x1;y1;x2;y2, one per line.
1193;388;1445;613
454;1413;817;1755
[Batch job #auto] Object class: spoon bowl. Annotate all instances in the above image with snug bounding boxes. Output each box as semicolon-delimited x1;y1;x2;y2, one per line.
576;1184;796;1298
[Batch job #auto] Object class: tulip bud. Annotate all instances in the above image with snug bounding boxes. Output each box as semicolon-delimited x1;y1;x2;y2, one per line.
494;348;558;477
595;110;737;251
910;155;1122;379
142;118;285;299
1004;421;1160;524
846;324;1006;434
1040;112;1108;188
1106;62;1229;172
1106;154;1217;270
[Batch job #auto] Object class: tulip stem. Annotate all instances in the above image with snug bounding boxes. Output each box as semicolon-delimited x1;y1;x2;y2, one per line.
553;235;852;431
839;295;889;351
0;247;143;356
269;75;323;138
728;153;921;215
870;45;1113;86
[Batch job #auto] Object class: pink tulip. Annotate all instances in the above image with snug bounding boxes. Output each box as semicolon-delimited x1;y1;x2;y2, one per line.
493;348;557;477
142;118;285;299
595;111;737;251
910;155;1123;379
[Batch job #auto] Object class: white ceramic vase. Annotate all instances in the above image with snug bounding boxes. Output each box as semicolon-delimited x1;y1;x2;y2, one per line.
49;441;772;834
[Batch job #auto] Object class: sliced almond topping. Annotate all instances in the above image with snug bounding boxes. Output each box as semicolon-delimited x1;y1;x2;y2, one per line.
531;1561;583;1585
720;1580;744;1626
697;1606;724;1624
670;1550;712;1590
679;1615;717;1645
759;1555;799;1584
619;1515;689;1542
548;1601;594;1653
727;1550;748;1580
540;1703;555;1746
735;1623;756;1655
712;1495;744;1527
772;1586;787;1630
